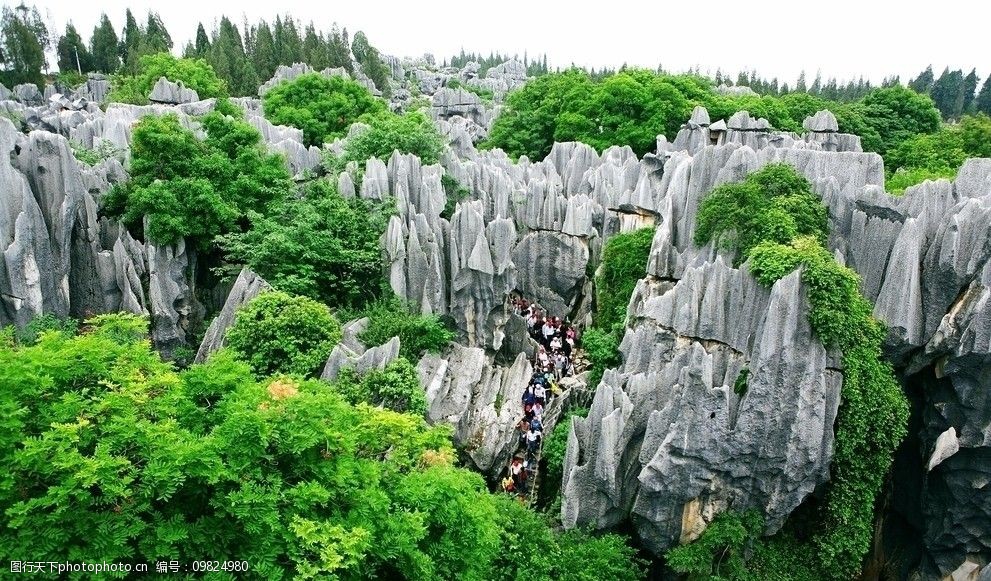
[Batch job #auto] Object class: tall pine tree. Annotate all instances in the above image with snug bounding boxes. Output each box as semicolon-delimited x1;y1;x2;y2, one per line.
0;4;49;86
963;68;979;113
192;23;210;58
909;65;934;94
90;13;119;73
251;21;277;82
144;12;172;53
56;22;90;75
208;17;257;97
975;76;991;116
120;9;143;73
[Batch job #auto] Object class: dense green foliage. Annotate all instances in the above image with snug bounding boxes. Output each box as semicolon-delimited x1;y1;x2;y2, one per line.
683;165;910;579
220;180;391;310
334;110;445;169
0;313;645;579
585;227;655;388
694;163;828;260
540;407;589;508
334;358;427;416
104;111;291;247
263;73;386;147
484;69;949;193
884;113;991;192
486;69;692;158
596;227;656;334
666;511;763;579
441;174;471;219
0;4;49;87
353;297;455;360
109;52;228;104
225;291;342;378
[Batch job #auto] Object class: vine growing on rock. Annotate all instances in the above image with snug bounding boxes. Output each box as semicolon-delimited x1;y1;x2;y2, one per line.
586;226;656;387
681;164;910;579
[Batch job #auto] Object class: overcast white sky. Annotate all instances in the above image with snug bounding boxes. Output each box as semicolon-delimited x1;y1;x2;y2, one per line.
24;0;988;84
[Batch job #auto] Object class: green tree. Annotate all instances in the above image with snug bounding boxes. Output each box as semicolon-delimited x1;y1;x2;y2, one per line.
335;110;444;169
251;21;277;83
963;68;979;113
354;297;454;360
930;67;965;119
225;291;341;378
208;16;258;97
191;22;210;58
143;11;172;54
0;4;49;87
327;25;352;71
855;85;941;155
272;15;302;66
596;226;659;334
908;65;934;94
119;8;143;73
351;31;390;95
103;110;291;246
89;13;119;73
976;76;991;116
220;180;390;309
109;52;228;104
335;358;427;415
959;113;991;158
56;22;90;75
262;72;386;146
302;23;328;70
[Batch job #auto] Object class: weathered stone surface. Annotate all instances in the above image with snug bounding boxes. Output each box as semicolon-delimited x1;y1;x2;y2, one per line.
148;77;199;104
321;335;401;381
562;264;840;552
195;268;271;362
13;83;42;104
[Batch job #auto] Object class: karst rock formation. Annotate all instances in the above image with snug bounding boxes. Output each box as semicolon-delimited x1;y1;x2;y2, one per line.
1;63;989;579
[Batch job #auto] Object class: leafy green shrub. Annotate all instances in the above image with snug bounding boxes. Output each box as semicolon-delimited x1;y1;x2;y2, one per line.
356;297;455;360
220;180;391;310
262;72;386;147
541;407;589;506
335;358;427;416
690;166;909;579
109;52;228;105
17;314;78;345
486;69;691;158
596;226;656;335
330;110;445;172
0;309;647;579
555;528;647;581
225;291;342;378
441;174;471;219
666;510;764;579
103;111;291;247
733;368;750;396
694;164;828;262
70;139;125;167
582;328;621;388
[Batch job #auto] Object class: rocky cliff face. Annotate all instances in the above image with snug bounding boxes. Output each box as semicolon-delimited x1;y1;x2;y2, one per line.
3;68;990;577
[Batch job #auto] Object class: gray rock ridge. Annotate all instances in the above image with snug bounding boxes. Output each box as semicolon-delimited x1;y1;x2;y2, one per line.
418;342;577;478
321;335;402;382
561;263;841;552
195;268;271;363
0;116;199;356
148;77;199;104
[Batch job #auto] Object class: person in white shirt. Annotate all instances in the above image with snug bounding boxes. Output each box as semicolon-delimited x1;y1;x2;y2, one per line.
534;383;546;405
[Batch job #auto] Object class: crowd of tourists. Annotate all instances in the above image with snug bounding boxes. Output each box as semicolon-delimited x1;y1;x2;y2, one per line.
501;294;580;498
